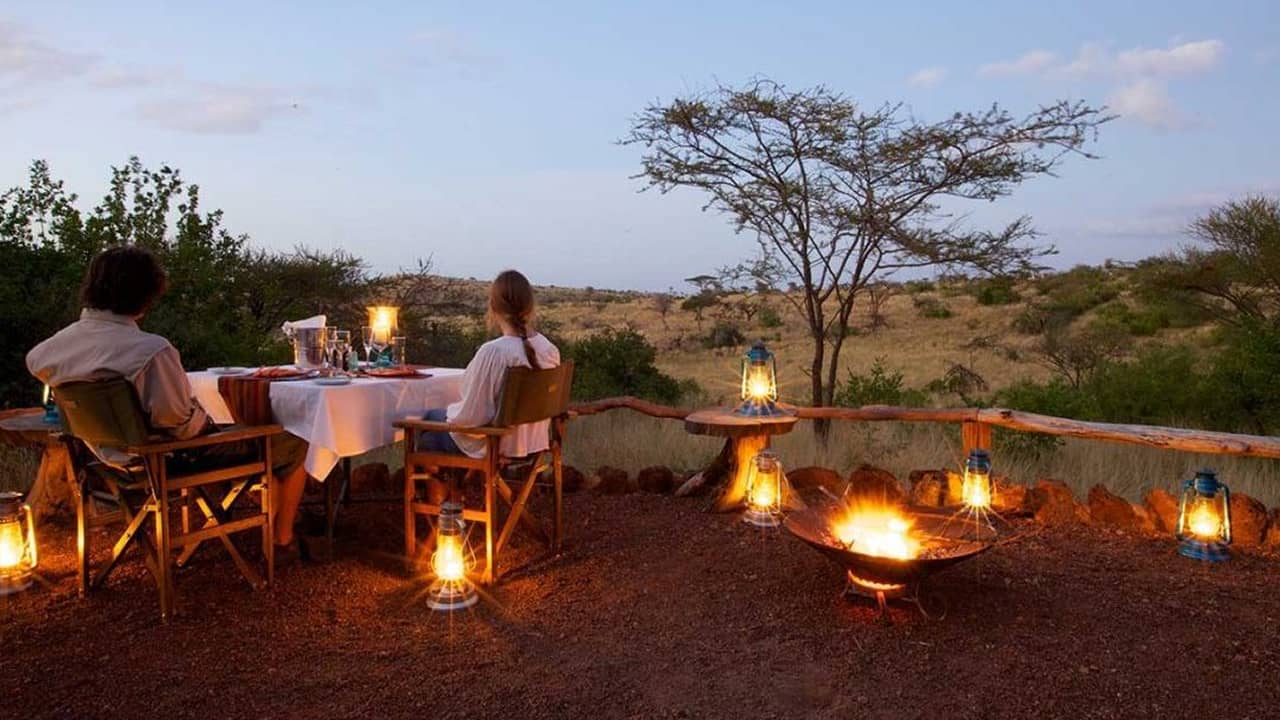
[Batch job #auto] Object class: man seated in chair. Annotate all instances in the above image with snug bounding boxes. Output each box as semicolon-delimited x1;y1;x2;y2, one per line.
26;245;311;559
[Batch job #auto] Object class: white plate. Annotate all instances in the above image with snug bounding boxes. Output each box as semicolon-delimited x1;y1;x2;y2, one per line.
313;376;352;386
209;366;248;375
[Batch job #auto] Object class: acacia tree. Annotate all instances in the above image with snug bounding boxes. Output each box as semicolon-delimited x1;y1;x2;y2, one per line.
624;79;1110;434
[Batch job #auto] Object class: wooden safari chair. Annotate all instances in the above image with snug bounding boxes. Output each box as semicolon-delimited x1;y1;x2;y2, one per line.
54;378;282;618
397;361;574;584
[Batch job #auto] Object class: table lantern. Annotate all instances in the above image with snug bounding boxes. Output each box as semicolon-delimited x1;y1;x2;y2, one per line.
961;449;993;510
736;341;780;417
428;501;478;611
366;305;400;365
0;492;37;595
743;451;784;527
42;384;59;425
1176;469;1232;562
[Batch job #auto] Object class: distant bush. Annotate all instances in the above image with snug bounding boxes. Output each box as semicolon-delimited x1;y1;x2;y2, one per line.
703;322;746;349
972;278;1021;306
835;359;929;407
564;328;683;404
1093;301;1162;337
903;279;935;294
1032;265;1120;320
758;305;782;328
913;296;952;319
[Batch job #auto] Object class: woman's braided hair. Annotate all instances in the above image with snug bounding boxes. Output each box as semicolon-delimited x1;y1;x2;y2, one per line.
488;270;539;369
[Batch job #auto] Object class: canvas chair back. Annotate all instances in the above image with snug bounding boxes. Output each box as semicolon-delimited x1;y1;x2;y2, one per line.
492;361;574;428
54;378;150;448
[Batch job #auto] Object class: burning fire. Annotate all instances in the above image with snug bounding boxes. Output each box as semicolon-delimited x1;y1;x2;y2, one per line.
1187;503;1221;540
431;535;467;582
962;475;991;509
746;372;773;401
832;505;920;560
0;521;23;569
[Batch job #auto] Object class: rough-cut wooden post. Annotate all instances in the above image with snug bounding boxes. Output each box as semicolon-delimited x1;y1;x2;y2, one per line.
961;420;993;457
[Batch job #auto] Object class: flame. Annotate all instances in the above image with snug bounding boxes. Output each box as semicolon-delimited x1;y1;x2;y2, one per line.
367;306;399;345
0;520;24;569
431;534;467;582
962;472;991;510
749;479;776;510
42;384;50;406
1187;504;1221;540
832;505;920;560
747;374;773;400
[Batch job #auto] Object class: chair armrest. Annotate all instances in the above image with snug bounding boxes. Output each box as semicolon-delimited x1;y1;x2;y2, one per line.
125;424;284;455
394;418;510;437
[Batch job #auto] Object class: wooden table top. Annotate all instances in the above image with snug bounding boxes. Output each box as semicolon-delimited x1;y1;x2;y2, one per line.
0;408;61;446
684;406;800;439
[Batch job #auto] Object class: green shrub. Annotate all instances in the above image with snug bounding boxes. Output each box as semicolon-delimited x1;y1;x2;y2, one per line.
835;359;929;407
564;328;683;404
703;322;745;349
1093;301;1162;337
758;305;782;328
1032;265;1120;320
903;279;935;294
913;296;952;319
973;278;1021;305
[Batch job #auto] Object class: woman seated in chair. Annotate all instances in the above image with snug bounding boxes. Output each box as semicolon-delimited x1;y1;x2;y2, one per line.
26;246;312;559
418;269;560;459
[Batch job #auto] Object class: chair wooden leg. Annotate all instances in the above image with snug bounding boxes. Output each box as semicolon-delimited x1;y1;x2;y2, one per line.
404;433;416;561
553;442;564;552
75;471;89;597
152;458;173;620
262;437;274;587
483;439;498;584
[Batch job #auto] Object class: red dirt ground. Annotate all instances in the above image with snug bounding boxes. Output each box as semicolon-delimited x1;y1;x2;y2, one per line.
2;493;1277;719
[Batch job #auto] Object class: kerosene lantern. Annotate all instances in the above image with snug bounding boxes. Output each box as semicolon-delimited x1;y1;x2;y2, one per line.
736;341;780;417
0;491;37;595
428;501;478;610
1175;469;1232;562
961;449;993;511
743;451;785;527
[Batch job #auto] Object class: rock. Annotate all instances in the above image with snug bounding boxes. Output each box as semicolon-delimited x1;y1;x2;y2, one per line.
846;464;905;505
1087;484;1138;529
1144;488;1180;533
593;466;633;495
539;464;586;492
561;465;585;493
908;470;949;507
350;462;390;493
637;466;676;494
1130;504;1158;535
1228;492;1269;548
1265;509;1280;550
674;471;709;497
1029;479;1087;526
992;477;1030;515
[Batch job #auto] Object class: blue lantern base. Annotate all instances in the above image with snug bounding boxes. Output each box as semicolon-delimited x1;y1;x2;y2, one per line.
42;403;60;425
1178;538;1230;562
733;399;793;418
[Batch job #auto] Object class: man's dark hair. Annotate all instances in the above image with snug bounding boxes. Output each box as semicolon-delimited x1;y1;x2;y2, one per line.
79;245;168;316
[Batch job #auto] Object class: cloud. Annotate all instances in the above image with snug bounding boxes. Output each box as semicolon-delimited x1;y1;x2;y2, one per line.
137;86;301;134
89;65;181;89
403;30;501;76
0;20;96;85
907;66;947;88
1108;78;1182;129
977;50;1057;77
1115;39;1223;77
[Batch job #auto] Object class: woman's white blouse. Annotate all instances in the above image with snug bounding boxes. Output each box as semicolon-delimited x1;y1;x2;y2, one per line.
446;333;561;458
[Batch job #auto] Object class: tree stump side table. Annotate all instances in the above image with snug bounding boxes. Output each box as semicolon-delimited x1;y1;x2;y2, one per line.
0;408;74;520
683;407;799;512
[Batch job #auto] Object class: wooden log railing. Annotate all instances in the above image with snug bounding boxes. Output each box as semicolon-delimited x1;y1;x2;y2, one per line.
567;397;1280;461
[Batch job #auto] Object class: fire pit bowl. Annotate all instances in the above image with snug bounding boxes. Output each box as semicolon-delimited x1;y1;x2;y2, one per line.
784;504;994;602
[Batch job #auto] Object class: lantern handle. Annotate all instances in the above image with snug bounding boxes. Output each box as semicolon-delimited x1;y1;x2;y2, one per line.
1220;484;1232;545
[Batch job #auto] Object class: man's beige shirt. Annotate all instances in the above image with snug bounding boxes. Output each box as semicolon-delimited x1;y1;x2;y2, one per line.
26;308;209;439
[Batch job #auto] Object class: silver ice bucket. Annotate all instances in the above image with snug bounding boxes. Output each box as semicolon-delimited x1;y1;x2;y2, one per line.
287;326;326;369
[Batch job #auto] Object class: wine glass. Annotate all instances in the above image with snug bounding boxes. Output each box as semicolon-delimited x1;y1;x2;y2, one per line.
323;327;339;375
361;326;374;364
335;330;352;372
391;335;407;366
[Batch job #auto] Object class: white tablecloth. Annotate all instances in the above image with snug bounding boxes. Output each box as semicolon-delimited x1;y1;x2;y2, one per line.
187;369;464;480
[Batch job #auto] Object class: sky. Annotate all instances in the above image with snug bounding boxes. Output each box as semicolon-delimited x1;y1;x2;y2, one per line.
1;1;1277;290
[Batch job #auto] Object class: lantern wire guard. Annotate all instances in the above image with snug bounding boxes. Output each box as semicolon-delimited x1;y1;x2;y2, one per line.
1176;469;1232;563
735;341;791;418
956;448;999;540
427;501;479;611
743;451;785;527
0;491;37;595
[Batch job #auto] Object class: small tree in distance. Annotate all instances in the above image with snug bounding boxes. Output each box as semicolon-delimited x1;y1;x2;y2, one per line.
624;78;1111;437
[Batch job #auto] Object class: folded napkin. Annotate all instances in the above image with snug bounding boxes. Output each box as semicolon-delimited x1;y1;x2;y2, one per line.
281;314;326;335
217;375;274;426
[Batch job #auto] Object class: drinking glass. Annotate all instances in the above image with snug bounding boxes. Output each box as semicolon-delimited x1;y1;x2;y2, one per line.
335;330;352;372
391;335;407;366
323;327;339;374
361;326;374;363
